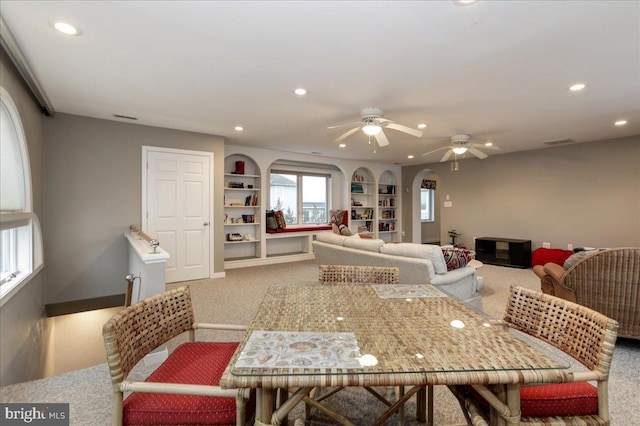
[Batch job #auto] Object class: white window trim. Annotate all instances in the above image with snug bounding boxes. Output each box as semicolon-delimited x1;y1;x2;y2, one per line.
0;87;43;307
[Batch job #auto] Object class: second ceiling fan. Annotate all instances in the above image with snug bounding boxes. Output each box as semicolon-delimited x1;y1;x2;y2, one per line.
422;134;500;162
328;107;423;147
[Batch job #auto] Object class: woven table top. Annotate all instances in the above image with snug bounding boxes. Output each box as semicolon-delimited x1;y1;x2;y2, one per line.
221;284;569;389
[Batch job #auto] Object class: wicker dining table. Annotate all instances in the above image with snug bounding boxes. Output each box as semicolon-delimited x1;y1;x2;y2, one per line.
220;284;570;426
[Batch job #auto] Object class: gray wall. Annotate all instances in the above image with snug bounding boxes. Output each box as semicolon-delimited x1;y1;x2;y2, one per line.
402;136;640;250
0;48;50;386
44;114;225;304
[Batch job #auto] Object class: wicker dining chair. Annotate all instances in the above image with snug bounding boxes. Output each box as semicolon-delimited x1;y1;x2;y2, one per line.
449;285;619;426
318;264;400;284
102;286;254;426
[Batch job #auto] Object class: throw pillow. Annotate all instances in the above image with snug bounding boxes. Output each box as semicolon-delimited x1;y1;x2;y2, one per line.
338;224;353;236
329;209;347;226
265;210;278;232
442;247;476;271
563;250;597;269
332;223;340;234
274;210;286;230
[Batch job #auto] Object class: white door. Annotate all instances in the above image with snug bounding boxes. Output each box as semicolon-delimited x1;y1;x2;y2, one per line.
144;147;212;283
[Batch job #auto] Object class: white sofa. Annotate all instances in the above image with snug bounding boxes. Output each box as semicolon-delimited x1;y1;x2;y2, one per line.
312;233;481;306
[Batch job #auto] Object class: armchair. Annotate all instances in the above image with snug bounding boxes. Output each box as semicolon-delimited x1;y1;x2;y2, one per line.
533;247;639;340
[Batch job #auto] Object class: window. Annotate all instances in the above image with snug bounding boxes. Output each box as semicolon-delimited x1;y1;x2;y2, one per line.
420;188;435;222
0;87;43;304
269;171;330;225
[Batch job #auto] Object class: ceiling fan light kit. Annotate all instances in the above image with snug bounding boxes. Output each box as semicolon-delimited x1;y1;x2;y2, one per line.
329;107;423;149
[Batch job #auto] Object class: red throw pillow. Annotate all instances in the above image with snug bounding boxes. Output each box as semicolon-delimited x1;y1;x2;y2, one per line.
442;247;475;271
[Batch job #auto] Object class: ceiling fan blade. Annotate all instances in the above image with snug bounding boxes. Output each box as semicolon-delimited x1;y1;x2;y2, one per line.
382;122;423;138
327;121;361;130
471;143;501;151
421;146;449;157
468;147;488;159
440;149;454;162
374;130;390;147
334;126;361;143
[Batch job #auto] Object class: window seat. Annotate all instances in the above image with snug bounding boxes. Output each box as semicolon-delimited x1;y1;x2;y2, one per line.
266;224;332;234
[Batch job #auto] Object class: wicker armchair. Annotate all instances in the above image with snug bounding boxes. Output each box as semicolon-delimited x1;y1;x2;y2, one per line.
318;264;400;284
102;286;253;426
533;247;639;340
450;285;619;425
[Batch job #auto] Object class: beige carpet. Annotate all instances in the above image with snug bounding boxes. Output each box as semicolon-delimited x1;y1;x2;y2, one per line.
2;261;639;425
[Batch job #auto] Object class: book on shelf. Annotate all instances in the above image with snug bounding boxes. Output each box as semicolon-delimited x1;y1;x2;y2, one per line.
351;183;364;193
244;194;258;206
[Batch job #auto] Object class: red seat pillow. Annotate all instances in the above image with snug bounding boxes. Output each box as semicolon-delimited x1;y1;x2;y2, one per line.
123;341;254;425
531;248;573;267
465;382;598;418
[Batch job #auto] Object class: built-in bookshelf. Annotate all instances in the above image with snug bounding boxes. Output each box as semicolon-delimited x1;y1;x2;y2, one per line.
350;167;375;236
224;154;261;262
378;171;398;242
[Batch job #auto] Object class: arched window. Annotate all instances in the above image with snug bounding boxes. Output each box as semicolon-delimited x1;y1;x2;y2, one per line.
0;87;43;303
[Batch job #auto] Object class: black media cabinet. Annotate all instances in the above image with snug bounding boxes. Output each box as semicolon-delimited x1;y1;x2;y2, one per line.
475;237;532;269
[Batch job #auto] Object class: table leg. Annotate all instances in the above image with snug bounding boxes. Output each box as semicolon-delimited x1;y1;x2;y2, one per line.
256;389;275;425
505;384;520;426
415;386;433;426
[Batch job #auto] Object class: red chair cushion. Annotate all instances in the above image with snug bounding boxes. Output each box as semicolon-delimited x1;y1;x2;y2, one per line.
465;382;598;418
124;341;253;425
520;382;598;417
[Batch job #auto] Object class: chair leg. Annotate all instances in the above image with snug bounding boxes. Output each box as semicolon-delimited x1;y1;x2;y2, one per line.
112;391;123;426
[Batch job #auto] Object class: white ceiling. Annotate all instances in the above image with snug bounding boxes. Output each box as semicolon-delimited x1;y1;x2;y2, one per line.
1;1;639;165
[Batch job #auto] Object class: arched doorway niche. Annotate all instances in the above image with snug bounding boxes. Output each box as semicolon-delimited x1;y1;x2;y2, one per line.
411;169;441;245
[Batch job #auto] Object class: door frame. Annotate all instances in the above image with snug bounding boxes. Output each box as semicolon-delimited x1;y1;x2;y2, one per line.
141;145;215;279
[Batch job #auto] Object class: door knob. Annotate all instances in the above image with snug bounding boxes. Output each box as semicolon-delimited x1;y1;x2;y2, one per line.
203;222;210;226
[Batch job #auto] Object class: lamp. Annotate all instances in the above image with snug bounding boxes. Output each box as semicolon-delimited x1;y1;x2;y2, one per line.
362;121;382;136
452;146;468;155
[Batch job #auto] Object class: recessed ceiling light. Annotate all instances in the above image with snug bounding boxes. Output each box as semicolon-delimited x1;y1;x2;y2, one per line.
454;0;478;5
234;126;243;131
338;143;346;148
484;142;493;147
417;123;427;129
614;120;628;126
53;22;81;35
407;155;414;159
569;83;586;92
294;88;307;96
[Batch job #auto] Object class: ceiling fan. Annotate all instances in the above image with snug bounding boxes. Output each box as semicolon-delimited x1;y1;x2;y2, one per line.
328;107;423;147
422;134;500;162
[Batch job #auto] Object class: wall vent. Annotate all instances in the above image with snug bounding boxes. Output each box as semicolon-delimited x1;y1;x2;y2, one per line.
113;114;138;121
544;138;575;146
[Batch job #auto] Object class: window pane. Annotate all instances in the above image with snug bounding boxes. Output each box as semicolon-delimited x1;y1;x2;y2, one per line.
270;173;297;224
302;176;327;224
420;188;433;221
0;101;25;211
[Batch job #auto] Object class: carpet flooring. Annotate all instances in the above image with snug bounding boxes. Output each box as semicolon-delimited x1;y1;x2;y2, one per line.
1;261;638;425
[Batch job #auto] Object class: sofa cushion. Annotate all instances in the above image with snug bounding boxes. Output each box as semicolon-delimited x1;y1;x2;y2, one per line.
380;243;447;275
316;232;348;246
441;247;475;271
343;236;385;252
